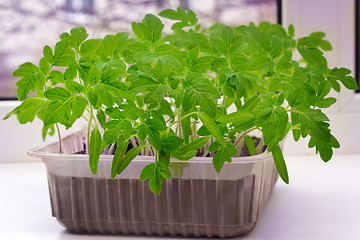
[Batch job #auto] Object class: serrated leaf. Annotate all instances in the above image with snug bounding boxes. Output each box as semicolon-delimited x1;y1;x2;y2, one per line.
43;45;53;64
80;39;101;54
15;75;35;101
171;150;197;161
189;32;211;51
71;95;87;118
44;87;70;101
43;100;69;126
213;147;231;173
49;70;65;84
159;9;181;20
39;57;49;75
246;28;271;52
103;120;124;145
3;97;45;124
197;111;225;147
162;135;184;151
70;26;89;50
316;97;337;108
137;14;164;44
52;40;76;67
270;35;282;59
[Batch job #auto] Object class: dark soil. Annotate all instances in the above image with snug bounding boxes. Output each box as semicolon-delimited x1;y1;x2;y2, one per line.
76;136;266;157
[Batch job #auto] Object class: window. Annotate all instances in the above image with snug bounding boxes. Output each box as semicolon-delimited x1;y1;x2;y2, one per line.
0;0;280;162
0;0;279;99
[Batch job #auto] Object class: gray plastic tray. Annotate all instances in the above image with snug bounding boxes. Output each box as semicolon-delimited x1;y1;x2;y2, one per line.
28;130;278;238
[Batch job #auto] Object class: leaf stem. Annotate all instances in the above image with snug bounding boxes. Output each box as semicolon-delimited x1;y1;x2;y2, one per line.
55;123;62;153
169;111;196;128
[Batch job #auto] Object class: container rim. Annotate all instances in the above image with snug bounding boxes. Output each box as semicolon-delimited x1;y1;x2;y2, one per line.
28;129;275;164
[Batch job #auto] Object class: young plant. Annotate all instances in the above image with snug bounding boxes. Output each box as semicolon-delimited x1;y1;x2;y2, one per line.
4;8;357;195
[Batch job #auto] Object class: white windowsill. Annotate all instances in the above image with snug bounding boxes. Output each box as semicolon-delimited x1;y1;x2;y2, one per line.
0;154;359;240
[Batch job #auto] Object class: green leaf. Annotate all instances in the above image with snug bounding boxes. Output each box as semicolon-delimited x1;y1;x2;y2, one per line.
140;162;167;195
42;125;55;141
43;45;53;64
80;39;101;54
217;110;253;124
127;42;150;52
52;40;76;67
159;99;175;119
160;55;182;73
288;89;304;107
70;26;89;50
288;24;295;37
137;14;164;43
39;57;49;75
213;147;231;173
271;145;289;183
103;120;124;145
44;87;70;101
171;150;197;161
12;62;39;77
297;45;325;66
177;136;211;154
71;95;87;118
89;66;100;85
49;70;65;84
121;120;132;139
189;32;211;51
140;163;156;181
340;76;358;90
111;140;129;179
221;26;234;49
65;80;85;94
3;97;45;124
157;161;172;179
15;75;35;101
210;38;227;55
159;9;181;20
248;57;271;71
291;112;301;142
117;145;148;175
89;126;102;174
43;100;69;126
244;136;256;156
316;97;337;108
197;111;225;147
208;141;220;153
270;35;282;59
162;135;184;151
246;28;271;52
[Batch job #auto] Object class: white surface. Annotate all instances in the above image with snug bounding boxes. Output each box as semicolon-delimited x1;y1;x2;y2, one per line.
0;155;359;240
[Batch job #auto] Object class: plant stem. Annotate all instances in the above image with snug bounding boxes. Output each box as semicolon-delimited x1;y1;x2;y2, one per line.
55;123;62;153
86;105;94;154
256;138;265;154
169;111;196;128
177;107;182;138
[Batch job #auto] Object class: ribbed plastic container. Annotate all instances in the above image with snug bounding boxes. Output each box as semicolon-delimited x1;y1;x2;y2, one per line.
28;131;279;238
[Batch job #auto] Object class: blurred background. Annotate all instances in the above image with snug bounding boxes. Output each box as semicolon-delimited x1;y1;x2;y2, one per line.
0;0;278;99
